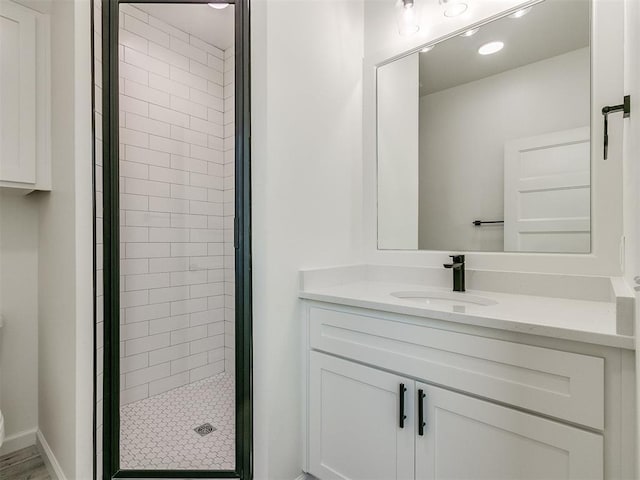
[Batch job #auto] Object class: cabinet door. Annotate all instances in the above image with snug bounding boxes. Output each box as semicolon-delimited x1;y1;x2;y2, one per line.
0;1;36;184
415;382;603;480
309;352;414;480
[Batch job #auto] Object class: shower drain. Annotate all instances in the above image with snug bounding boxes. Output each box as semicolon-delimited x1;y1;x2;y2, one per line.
194;423;216;436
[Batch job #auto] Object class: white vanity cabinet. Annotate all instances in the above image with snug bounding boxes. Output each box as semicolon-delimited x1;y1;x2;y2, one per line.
309;352;415;480
0;0;50;192
415;381;602;480
309;352;602;480
303;302;633;480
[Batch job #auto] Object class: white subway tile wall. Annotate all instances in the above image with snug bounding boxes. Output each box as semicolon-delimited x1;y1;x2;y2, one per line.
116;3;235;406
223;45;235;373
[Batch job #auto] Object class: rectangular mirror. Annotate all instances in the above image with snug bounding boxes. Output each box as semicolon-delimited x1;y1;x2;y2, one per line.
377;0;591;253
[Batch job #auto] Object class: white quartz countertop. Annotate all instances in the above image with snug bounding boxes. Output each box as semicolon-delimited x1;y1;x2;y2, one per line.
300;280;634;350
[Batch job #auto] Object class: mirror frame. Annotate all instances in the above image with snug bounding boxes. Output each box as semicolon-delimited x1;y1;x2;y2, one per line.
363;0;626;276
376;0;593;255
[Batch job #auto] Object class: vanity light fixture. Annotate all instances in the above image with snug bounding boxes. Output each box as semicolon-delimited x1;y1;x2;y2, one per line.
208;2;230;9
440;0;468;18
396;0;420;36
478;41;504;55
509;6;532;18
460;27;479;37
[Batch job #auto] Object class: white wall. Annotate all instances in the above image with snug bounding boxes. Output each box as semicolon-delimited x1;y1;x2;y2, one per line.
0;0;48;458
0;192;39;455
418;48;590;252
625;0;639;287
251;0;364;477
624;0;640;474
37;0;93;477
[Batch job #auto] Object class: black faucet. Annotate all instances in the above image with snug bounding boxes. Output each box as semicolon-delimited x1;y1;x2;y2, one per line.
443;255;465;292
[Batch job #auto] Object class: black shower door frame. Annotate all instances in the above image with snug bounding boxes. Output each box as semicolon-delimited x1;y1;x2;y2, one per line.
97;0;252;478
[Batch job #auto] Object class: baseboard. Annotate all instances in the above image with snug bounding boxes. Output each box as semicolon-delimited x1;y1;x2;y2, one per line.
36;430;67;480
0;427;37;456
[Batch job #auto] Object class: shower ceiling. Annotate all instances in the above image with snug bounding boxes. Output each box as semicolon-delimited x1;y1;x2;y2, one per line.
135;3;235;49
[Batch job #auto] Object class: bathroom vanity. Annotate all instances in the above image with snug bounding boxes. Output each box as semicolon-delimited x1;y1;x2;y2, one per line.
300;266;635;480
300;0;637;478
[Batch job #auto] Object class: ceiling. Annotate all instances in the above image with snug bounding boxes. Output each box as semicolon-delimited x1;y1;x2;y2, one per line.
13;0;51;14
135;3;235;51
419;0;590;96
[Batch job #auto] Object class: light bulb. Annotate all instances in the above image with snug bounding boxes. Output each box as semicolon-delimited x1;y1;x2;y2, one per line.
509;6;532;18
440;0;468;18
478;41;504;55
396;0;420;36
460;28;479;37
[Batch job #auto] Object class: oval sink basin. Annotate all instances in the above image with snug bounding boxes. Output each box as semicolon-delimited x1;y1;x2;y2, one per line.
391;290;498;307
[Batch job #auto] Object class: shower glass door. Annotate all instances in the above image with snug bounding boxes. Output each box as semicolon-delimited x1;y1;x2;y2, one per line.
96;0;251;477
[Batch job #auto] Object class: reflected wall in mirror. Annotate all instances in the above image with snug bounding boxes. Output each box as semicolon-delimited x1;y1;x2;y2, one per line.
377;0;591;253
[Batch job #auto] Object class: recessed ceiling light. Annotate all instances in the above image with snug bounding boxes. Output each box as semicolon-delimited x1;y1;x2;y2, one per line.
509;6;532;18
440;0;468;18
460;28;479;37
421;45;434;53
478;41;504;55
208;2;230;9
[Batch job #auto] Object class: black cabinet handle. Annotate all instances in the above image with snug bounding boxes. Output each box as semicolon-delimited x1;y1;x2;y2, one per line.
399;383;407;428
418;389;426;436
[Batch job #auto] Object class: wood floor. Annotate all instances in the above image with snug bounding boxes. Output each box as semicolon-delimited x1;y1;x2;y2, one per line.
0;446;50;480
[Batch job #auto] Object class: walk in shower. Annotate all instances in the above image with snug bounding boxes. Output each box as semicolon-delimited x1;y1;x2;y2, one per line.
93;1;251;477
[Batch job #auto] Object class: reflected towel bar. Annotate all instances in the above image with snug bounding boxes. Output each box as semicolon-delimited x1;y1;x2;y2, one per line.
472;220;504;226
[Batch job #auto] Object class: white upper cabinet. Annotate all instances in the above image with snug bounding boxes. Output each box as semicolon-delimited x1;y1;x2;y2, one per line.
0;0;50;192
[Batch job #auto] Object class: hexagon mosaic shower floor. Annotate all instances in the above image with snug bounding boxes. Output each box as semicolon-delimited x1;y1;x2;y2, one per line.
120;372;235;470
